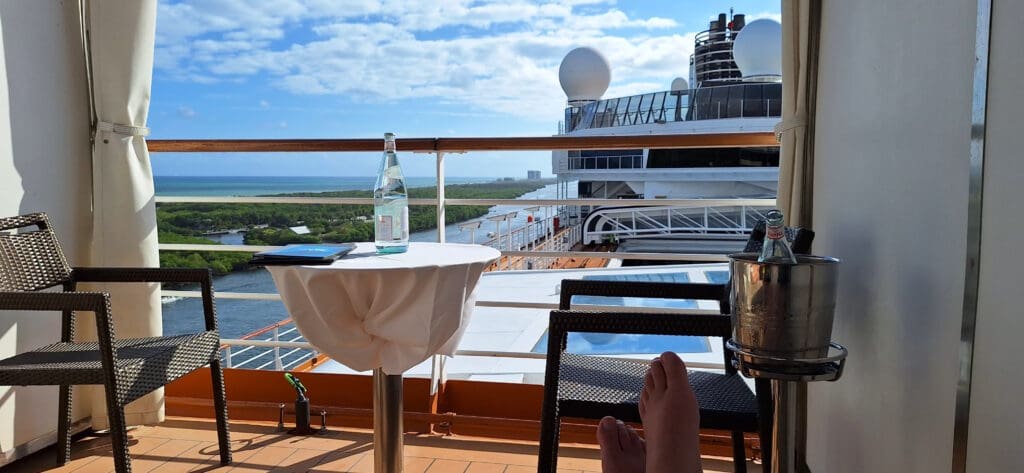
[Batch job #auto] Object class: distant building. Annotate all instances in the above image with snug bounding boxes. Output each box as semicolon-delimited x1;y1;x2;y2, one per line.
289;225;311;235
527;170;541;180
502;177;515;181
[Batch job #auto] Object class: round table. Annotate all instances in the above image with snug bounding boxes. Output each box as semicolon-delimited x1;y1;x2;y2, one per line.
267;242;500;473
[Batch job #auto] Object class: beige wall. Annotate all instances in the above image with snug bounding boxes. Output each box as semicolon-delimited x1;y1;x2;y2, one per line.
0;0;92;460
966;0;1024;470
807;0;975;471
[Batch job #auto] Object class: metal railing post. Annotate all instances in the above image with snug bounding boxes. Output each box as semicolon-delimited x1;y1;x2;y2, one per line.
436;151;446;243
225;346;233;368
273;326;283;370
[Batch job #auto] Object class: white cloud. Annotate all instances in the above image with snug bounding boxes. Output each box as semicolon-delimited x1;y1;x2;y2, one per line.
156;0;758;120
177;106;197;118
746;11;783;24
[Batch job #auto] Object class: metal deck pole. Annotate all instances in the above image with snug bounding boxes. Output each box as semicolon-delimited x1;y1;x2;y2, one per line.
373;369;404;473
772;380;800;473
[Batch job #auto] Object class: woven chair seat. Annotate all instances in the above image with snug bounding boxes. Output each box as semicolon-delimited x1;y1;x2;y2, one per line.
0;331;219;396
557;353;759;430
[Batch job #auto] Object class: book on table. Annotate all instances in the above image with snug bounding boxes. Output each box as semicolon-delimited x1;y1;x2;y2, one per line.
250;243;356;265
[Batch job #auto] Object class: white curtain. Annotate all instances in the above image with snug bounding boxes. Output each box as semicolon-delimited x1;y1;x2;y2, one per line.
775;0;820;228
777;0;822;468
85;0;163;429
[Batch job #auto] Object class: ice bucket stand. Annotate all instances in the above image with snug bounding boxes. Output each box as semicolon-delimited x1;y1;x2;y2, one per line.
727;253;848;473
727;340;847;473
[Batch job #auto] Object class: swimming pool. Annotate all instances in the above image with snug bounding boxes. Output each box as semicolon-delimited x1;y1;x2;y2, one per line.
531;270;725;355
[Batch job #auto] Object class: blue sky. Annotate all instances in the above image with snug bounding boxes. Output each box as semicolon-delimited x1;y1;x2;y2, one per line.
150;0;780;178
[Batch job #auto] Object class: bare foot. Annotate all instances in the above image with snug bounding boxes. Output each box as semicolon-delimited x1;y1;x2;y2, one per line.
639;352;702;473
597;416;645;473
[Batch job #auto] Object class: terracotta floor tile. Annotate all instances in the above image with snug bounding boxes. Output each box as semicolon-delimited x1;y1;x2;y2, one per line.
346;455;375;473
425;459;470;473
227;446;295;472
131;439;201;472
403;456;436;473
503;466;534;473
269;448;335;473
145;442;220;473
464;462;507;473
307;450;367;472
4;417;761;473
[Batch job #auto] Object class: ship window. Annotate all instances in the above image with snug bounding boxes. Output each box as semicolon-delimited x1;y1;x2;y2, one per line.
742;84;764;117
639;94;654;122
646;147;779;168
710;87;730;119
764;83;782;116
726;85;744;118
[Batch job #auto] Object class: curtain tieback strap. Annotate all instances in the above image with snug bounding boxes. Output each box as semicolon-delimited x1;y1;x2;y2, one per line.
96;121;150;137
773;114;807;141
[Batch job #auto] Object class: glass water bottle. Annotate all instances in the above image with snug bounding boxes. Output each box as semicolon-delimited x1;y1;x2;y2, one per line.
374;132;409;253
758;209;797;264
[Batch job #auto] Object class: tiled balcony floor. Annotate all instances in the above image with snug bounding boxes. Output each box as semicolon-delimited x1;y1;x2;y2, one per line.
6;417;760;472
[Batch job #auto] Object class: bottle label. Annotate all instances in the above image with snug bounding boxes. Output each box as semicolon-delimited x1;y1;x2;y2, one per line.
377;215;393;240
766;225;785;240
401;206;409;239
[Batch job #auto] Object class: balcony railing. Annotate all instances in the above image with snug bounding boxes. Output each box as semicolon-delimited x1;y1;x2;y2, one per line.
148;133;778;382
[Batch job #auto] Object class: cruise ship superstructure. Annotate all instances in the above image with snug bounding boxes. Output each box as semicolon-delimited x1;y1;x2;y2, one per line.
553;13;783;246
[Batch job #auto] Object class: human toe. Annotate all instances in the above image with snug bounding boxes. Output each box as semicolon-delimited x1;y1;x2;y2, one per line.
598;416;623;450
658;351;691;390
648;357;666;392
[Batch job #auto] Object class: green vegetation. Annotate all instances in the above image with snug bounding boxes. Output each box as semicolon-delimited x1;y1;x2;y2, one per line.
157;179;553;275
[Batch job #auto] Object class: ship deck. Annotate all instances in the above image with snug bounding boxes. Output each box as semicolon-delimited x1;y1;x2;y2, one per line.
6;417;759;472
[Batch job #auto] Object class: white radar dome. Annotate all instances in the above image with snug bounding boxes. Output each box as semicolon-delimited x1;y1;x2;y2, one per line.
559;47;611;104
670;77;689;92
732;19;782;79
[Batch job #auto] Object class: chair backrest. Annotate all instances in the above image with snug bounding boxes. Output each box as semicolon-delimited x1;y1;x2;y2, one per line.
0;213;72;291
558;279;737;373
743;220;815;254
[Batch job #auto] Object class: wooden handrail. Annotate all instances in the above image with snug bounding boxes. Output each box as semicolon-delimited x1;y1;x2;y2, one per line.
146;132;778;153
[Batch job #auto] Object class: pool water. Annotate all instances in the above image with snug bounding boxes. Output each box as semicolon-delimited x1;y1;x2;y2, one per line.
532;270;727;355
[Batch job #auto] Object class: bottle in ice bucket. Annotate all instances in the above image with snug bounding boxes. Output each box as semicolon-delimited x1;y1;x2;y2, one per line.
374;132;409;253
757;209;797;263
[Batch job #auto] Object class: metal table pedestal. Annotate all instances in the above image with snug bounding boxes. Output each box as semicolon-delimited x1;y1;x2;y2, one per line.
373;369;404;473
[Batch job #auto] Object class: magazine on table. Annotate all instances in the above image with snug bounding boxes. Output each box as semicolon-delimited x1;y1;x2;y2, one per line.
250;243;356;265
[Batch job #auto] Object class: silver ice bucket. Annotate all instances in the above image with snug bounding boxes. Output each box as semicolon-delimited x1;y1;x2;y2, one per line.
729;253;840;361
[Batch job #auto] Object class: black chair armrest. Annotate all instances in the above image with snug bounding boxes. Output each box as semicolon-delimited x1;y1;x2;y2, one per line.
72;267;219;331
0;291;109;313
0;291;119;360
71;267;212;284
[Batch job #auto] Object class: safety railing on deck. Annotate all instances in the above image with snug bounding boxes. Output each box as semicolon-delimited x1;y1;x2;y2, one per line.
149;133;778;379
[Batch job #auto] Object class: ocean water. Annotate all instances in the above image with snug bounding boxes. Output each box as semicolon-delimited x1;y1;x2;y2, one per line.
155;175;495;197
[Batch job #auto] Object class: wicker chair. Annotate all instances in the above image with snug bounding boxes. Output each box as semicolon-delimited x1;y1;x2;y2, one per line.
536;224;814;473
0;213;231;473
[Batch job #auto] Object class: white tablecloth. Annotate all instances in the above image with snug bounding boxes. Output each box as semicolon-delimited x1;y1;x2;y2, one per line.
267;242;500;374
